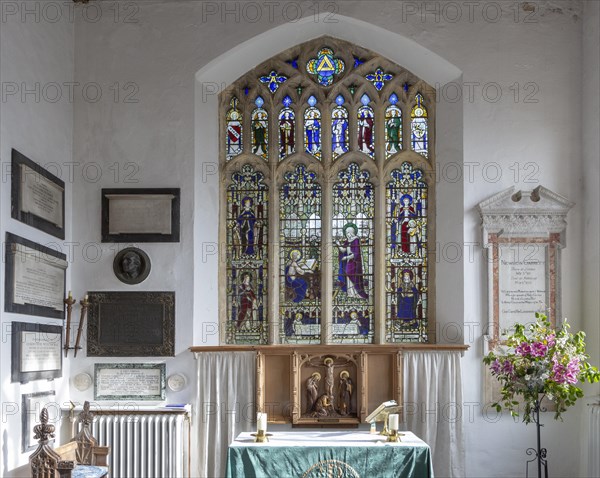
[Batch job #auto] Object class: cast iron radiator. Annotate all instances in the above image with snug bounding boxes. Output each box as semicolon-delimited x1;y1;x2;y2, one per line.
90;408;190;478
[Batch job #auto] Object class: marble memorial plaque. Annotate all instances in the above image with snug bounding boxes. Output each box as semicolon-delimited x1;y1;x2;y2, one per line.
107;194;173;234
20;163;64;228
94;363;166;401
20;331;62;372
498;243;548;328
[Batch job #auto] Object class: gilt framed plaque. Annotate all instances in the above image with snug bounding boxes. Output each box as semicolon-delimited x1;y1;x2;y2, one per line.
5;233;67;320
12;321;63;383
101;188;180;242
87;291;175;356
11;149;65;239
94;363;166;401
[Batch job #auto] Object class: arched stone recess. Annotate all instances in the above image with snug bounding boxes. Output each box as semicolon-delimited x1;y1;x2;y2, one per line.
194;14;464;346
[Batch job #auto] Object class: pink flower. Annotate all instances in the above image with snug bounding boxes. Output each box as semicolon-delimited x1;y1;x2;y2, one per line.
491;359;501;374
546;334;556;348
531;342;548;357
501;360;515;376
515;342;532;356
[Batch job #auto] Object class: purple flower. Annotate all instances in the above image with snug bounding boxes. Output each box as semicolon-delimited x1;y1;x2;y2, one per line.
515;342;532;356
491;359;501;374
546;334;556;348
531;342;548;357
501;360;515;376
565;358;580;384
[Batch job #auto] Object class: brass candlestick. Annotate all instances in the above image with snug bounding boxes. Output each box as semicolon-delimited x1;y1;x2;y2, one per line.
386;429;400;442
73;295;89;357
63;292;76;357
254;430;269;443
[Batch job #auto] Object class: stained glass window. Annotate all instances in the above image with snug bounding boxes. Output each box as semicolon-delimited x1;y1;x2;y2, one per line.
411;93;428;158
220;39;435;345
385;93;402;159
357;94;375;159
225;164;269;344
225;97;242;161
332;95;349;160
280;165;322;344
279;95;295;161
385;162;428;342
251;96;268;160
332;163;374;344
304;95;322;160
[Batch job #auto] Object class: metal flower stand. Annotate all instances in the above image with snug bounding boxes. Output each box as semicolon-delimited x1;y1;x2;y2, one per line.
525;398;548;478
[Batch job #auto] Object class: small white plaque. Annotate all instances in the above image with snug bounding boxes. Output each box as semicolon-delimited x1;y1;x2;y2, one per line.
95;364;166;401
20;163;64;227
107;194;173;234
20;331;62;372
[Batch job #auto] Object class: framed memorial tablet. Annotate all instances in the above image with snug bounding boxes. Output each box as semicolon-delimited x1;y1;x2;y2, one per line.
101;188;180;242
87;291;175;357
22;390;58;452
94;363;166;401
11;149;65;239
12;322;63;383
5;233;67;319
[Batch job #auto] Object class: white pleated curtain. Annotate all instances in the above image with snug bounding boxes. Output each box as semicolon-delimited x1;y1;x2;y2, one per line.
196;350;464;478
195;352;256;478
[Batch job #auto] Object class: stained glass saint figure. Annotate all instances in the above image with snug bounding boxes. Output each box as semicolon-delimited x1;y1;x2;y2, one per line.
357;94;375;158
226;97;242;160
385;94;402;158
279;96;295;160
304;96;322;160
396;269;420;324
336;223;369;300
332;95;349;160
411;93;428;157
251;97;268;160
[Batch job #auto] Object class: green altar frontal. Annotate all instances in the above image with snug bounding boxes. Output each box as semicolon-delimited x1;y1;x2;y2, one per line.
226;430;433;478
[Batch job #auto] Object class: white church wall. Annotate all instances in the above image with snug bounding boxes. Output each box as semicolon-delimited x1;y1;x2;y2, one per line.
0;6;74;474
65;1;596;477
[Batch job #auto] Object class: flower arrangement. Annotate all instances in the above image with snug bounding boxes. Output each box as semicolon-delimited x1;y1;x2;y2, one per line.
483;313;599;423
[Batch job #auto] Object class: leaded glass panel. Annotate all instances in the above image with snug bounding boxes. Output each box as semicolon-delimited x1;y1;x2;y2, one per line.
385;94;402;159
225;97;242;161
357;94;375;159
280;165;322;344
251;97;268;160
226;164;268;344
385;162;428;342
304;96;322;160
279;96;295;161
332;96;349;160
332;163;374;344
411;93;428;158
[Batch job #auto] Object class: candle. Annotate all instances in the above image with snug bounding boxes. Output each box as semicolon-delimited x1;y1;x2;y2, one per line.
257;412;267;432
84;294;89;301
388;414;399;431
68;290;72;299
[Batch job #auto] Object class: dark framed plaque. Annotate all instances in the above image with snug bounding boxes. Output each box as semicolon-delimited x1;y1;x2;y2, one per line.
11;149;65;239
12;322;63;383
87;291;175;356
101;188;180;242
94;363;166;401
5;233;67;319
22;390;58;452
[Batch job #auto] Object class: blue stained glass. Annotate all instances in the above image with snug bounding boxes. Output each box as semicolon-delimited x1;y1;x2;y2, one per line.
308;95;317;107
353;56;365;68
365;68;393;91
283;95;293;107
306;48;345;86
259;70;288;94
255;96;264;108
403;82;410;92
244;87;249;96
360;94;371;106
335;95;345;106
287;57;299;69
389;93;399;105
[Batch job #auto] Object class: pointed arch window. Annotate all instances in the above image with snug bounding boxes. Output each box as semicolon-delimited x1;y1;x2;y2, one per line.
219;38;436;344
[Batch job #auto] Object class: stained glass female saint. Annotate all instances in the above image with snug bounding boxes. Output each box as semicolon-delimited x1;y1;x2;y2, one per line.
251;97;268;160
391;194;417;254
396;269;420;324
237;196;258;255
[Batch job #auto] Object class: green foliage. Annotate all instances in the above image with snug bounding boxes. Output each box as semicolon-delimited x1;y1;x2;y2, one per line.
483;313;600;424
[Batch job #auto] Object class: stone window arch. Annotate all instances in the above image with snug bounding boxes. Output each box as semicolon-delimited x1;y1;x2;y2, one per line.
220;36;435;345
